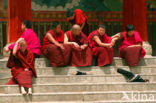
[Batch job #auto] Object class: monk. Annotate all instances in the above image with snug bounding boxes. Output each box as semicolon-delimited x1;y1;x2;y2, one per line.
112;24;146;67
4;20;41;58
6;40;37;95
66;9;89;36
42;21;71;67
88;25;115;66
64;24;92;67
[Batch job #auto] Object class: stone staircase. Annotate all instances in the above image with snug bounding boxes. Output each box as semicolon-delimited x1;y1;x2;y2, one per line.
0;57;156;103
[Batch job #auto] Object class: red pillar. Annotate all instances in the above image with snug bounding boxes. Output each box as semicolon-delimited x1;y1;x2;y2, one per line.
123;0;148;41
7;0;32;43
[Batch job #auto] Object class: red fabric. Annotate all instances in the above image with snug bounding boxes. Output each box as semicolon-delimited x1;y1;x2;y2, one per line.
71;46;92;67
7;50;37;77
93;47;114;66
42;44;71;67
6;71;33;88
43;29;64;48
8;29;41;56
88;30;112;49
66;31;88;45
6;50;36;87
88;30;113;66
74;9;87;26
120;46;142;67
119;31;146;58
7;0;32;43
65;31;92;66
123;0;147;41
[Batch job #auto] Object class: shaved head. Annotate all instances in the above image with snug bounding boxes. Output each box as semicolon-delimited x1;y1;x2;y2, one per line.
72;24;81;31
71;24;81;36
19;40;27;52
19;40;27;46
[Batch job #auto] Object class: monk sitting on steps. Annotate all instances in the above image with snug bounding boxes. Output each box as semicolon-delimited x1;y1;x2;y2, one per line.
88;25;116;66
111;24;146;67
64;24;92;67
6;39;37;95
4;20;41;58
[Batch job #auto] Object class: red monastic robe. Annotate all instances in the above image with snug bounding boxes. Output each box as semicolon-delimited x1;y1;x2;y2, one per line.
65;31;92;67
42;30;71;67
68;9;89;36
8;29;41;57
119;31;146;66
6;49;37;88
88;30;114;66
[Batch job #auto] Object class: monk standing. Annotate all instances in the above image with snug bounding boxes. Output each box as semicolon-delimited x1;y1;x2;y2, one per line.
64;24;92;67
42;21;71;67
112;24;146;66
6;40;37;95
66;9;89;36
88;25;115;66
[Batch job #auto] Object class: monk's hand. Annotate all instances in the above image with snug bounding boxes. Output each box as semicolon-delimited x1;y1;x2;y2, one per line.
106;44;112;48
58;44;65;50
111;39;116;46
73;42;80;48
25;68;29;72
4;47;9;53
80;45;86;50
17;38;24;43
128;45;141;48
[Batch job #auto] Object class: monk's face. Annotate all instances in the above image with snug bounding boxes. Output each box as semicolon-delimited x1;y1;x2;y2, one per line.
54;24;61;34
72;28;81;36
98;27;105;36
21;23;26;31
20;43;27;52
127;30;134;37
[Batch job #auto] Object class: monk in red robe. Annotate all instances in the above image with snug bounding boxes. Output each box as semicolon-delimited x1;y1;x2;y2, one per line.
64;24;92;67
112;24;146;67
88;25;115;66
4;20;41;58
66;9;89;36
42;21;71;67
6;40;37;95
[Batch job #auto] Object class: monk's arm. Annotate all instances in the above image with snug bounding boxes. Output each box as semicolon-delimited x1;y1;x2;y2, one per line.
64;34;80;48
25;52;34;71
80;22;85;30
110;33;121;46
111;33;120;40
64;34;79;44
80;44;88;50
46;33;62;47
12;42;18;56
93;36;112;48
129;42;142;47
4;38;24;53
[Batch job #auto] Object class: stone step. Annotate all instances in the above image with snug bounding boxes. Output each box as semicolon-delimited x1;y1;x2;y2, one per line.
35;57;156;67
0;91;155;103
0;74;155;85
19;101;156;103
0;83;156;94
1;57;156;69
33;66;156;75
1;66;156;76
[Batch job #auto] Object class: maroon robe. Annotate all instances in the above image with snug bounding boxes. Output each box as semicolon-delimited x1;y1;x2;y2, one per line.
88;30;114;66
119;31;146;66
65;31;92;67
42;30;71;67
6;49;37;88
68;9;89;36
